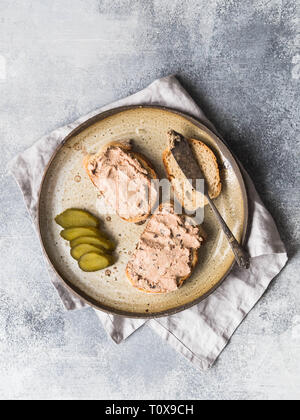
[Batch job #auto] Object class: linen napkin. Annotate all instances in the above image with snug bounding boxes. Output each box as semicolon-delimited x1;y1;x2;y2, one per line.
8;75;288;370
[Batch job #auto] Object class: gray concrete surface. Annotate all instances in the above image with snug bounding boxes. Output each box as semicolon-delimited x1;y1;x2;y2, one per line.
0;0;299;400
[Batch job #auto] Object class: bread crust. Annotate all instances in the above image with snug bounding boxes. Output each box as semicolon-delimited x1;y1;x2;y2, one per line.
83;142;158;223
125;203;202;294
163;137;222;208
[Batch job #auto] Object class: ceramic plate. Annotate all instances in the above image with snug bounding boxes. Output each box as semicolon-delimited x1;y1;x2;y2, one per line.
38;106;248;317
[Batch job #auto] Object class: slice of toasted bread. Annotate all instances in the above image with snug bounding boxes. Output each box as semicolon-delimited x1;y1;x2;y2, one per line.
126;203;203;294
83;142;158;223
163;133;222;211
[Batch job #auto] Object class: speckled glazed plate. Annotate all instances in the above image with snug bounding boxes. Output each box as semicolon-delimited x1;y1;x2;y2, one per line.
38;106;248;318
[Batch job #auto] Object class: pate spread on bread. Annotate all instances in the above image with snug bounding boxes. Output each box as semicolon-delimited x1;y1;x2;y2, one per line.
126;203;203;293
84;142;158;223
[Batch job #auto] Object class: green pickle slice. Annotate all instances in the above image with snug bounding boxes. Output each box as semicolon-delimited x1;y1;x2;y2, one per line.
71;244;105;261
79;252;114;272
70;236;115;251
55;209;99;228
60;227;107;241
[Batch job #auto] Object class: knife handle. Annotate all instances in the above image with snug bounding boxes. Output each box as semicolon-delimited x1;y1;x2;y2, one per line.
206;195;250;269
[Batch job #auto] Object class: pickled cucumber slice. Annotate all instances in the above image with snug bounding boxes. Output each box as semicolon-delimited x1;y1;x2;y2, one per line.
55;209;99;228
60;227;106;241
70;236;116;251
71;244;105;261
79;252;114;272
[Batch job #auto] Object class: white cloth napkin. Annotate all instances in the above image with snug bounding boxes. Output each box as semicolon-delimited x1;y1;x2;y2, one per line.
8;75;288;370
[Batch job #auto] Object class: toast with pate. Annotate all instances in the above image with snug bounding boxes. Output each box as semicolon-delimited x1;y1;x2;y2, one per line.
163;130;222;211
84;142;158;223
126;203;204;293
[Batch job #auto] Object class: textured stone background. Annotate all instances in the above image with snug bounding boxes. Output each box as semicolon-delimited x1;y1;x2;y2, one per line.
0;0;299;400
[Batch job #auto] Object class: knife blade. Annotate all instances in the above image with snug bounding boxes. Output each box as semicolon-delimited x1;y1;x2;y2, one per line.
168;130;250;269
168;130;207;194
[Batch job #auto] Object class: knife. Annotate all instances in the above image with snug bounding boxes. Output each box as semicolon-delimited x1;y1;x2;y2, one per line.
168;130;250;269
